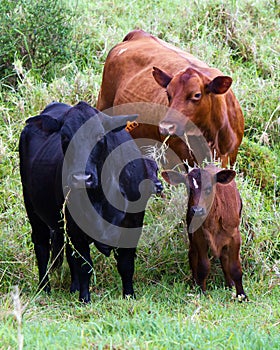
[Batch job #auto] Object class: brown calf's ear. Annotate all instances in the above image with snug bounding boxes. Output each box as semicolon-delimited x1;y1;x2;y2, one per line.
215;169;236;185
206;76;232;94
152;67;173;88
161;170;187;186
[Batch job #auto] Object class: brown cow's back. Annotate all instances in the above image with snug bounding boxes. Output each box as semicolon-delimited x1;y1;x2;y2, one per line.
98;30;219;110
97;29;244;168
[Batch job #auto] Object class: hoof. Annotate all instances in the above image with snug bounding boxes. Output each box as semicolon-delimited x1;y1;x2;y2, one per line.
235;293;249;302
123;293;136;300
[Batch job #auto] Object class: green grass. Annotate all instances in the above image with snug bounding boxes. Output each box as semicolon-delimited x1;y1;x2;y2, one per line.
1;281;279;349
0;0;279;349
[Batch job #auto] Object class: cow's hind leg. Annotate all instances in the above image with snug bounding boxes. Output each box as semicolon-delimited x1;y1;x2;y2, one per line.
220;246;235;289
228;233;247;301
114;248;136;298
66;243;80;293
29;213;51;293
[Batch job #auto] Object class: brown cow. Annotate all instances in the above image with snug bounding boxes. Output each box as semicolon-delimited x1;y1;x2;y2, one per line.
97;29;244;168
161;164;247;301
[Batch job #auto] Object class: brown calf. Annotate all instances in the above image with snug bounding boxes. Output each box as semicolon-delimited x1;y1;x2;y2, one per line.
162;164;247;301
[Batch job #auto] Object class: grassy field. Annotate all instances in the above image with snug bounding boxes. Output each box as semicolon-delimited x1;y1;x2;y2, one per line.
0;0;279;349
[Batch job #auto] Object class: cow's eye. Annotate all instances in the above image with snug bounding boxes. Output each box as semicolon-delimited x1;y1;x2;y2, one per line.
193;92;202;100
205;187;212;195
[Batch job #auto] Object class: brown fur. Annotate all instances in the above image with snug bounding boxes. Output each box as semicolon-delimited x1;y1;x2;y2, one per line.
97;30;244;168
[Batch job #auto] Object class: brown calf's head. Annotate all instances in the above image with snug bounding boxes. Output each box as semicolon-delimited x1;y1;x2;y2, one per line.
162;165;236;232
153;67;232;136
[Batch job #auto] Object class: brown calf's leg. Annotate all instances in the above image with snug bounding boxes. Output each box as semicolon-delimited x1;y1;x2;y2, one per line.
228;233;248;301
189;232;210;293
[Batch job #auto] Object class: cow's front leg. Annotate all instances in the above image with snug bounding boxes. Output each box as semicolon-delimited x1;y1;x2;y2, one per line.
66;243;80;293
114;248;136;298
190;231;210;293
69;238;93;303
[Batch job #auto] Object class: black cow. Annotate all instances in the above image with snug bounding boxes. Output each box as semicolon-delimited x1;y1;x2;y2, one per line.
19;101;162;302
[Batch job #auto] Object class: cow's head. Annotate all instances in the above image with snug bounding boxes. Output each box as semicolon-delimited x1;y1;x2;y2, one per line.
162;165;236;230
60;102;138;190
152;67;232;136
29;101;138;191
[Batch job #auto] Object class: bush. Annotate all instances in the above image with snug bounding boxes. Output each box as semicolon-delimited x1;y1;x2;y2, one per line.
237;136;279;197
0;0;73;85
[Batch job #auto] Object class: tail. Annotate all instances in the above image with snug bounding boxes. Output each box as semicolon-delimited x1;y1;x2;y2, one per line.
50;229;64;271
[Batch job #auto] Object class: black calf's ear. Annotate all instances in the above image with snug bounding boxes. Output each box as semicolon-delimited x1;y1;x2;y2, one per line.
100;113;138;132
26;114;62;132
215;169;236;185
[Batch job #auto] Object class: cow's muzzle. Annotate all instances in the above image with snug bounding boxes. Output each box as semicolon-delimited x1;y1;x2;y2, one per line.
69;172;97;189
154;181;164;195
191;206;206;217
159;122;177;136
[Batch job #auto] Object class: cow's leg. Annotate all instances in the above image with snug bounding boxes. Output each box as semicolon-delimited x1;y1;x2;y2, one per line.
68;237;93;303
30;215;51;293
220;246;235;288
66;243;80;293
22;192;51;293
114;248;136;298
228;233;247;301
189;232;210;293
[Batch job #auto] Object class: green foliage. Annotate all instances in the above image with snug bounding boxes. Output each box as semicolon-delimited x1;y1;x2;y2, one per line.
237;137;279;195
0;0;73;85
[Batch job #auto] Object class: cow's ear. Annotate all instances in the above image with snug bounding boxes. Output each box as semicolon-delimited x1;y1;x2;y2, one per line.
161;170;187;186
100;113;138;132
152;67;173;88
26;114;62;132
206;76;232;94
215;169;236;184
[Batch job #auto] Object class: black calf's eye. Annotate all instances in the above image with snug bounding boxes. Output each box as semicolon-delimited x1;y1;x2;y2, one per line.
194;93;201;99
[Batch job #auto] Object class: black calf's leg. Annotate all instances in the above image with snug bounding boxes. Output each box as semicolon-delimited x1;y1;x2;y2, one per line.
114;248;136;298
66;243;80;293
30;217;51;293
68;238;93;303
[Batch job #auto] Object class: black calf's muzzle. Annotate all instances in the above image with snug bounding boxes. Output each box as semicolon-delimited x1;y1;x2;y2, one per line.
154;181;164;195
69;173;97;189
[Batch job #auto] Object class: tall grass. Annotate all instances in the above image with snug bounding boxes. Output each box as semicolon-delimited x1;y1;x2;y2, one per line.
0;0;279;349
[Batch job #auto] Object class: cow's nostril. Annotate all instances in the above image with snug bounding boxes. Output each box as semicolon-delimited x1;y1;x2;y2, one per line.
191;206;206;216
159;122;177;136
71;173;94;189
72;173;91;182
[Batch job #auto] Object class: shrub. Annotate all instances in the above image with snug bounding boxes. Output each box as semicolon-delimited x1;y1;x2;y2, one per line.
237;136;279;197
0;0;73;85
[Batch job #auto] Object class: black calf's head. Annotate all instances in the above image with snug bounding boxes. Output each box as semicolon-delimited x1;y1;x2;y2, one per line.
162;165;236;228
27;101;138;190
